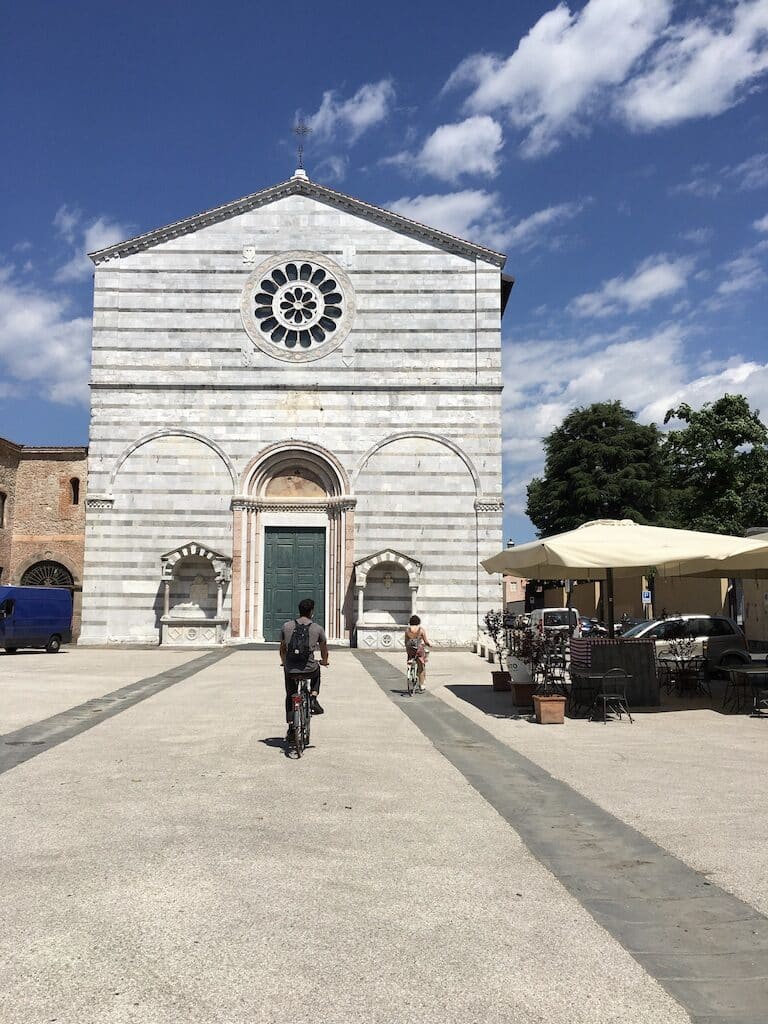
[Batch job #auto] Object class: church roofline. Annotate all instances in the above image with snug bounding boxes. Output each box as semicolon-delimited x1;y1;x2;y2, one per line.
88;173;508;268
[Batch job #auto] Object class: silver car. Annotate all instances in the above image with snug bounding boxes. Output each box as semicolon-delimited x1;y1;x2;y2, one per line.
621;614;750;673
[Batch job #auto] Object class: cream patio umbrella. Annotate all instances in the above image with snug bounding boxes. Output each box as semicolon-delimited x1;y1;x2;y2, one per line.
481;519;768;634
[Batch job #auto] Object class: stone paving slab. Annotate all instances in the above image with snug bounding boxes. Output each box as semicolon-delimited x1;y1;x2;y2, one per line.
0;649;688;1024
0;647;200;733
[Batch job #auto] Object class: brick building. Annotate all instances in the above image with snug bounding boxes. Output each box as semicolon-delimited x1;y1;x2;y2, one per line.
0;436;87;637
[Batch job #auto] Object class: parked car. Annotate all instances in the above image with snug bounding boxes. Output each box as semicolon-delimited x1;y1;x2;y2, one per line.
620;614;749;674
579;617;607;637
0;586;73;653
529;607;581;637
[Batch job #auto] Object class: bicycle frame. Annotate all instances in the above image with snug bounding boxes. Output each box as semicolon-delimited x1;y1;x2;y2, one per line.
406;649;428;695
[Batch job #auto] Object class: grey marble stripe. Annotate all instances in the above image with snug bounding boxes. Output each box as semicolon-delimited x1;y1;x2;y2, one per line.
108;268;474;276
90;383;504;392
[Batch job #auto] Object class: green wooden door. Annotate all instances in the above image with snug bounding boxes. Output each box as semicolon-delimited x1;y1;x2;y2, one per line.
263;527;326;642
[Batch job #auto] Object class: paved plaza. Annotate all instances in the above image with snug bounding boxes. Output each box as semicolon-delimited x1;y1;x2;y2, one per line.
2;647;768;1023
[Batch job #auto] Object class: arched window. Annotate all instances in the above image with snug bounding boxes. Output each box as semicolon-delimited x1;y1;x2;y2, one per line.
70;478;80;505
0;491;6;528
21;561;74;588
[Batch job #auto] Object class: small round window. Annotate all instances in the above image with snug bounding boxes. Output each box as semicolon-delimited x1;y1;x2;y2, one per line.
241;252;355;363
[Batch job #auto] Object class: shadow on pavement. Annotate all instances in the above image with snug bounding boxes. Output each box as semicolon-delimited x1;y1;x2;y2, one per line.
445;684;531;720
259;736;293;758
2;650;70;656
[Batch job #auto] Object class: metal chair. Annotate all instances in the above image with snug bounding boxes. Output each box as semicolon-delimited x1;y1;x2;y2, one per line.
723;668;751;712
589;667;634;724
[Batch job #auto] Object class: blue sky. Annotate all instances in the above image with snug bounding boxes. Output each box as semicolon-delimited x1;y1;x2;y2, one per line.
2;0;767;543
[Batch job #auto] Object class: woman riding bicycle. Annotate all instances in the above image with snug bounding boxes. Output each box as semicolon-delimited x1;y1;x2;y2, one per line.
404;615;431;692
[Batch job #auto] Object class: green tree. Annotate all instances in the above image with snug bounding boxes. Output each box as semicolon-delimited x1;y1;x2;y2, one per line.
526;401;666;537
663;394;768;535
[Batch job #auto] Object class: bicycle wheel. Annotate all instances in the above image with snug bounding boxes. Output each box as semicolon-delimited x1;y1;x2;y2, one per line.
407;661;417;695
292;706;304;757
303;692;311;747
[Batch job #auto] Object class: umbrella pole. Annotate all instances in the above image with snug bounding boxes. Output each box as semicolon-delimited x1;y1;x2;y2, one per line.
606;567;615;638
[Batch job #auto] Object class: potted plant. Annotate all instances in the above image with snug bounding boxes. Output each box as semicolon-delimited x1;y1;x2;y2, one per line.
483;610;511;691
509;628;538;709
532;658;567;724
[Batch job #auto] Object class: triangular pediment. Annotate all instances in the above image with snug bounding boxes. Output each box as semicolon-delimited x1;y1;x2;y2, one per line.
88;174;506;268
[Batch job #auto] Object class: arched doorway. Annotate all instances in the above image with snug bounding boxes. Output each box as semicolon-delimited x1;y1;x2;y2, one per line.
232;442;355;643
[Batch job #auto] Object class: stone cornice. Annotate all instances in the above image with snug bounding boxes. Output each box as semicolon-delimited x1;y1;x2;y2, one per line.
474;497;504;512
88;175;507;269
86;496;114;510
90;382;505;393
231;495;356;513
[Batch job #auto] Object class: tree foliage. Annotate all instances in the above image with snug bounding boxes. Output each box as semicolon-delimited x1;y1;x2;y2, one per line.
526;401;666;537
663;394;768;535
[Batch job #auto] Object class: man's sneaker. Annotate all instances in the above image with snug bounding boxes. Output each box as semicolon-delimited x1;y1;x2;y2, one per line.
311;697;325;715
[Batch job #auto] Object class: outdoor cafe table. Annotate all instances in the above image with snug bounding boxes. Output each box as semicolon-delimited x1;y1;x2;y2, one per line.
725;664;768;716
657;655;710;697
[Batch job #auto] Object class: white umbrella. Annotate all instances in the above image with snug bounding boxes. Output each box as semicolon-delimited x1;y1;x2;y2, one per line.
481;519;768;633
481;519;768;580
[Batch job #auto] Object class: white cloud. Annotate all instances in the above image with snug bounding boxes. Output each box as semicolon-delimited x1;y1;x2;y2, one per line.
0;266;91;405
445;2;768;159
680;227;714;244
388;190;500;239
728;152;768;189
55;214;129;283
671;152;768;199
446;0;670;156
503;201;585;249
307;79;395;144
315;154;348;182
387;190;584;251
755;214;768;232
619;1;768;129
406;116;503;182
670;174;722;198
716;251;767;296
53;205;81;243
569;254;693;317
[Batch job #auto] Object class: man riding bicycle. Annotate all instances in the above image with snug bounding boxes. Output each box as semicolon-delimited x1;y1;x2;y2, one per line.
279;598;329;742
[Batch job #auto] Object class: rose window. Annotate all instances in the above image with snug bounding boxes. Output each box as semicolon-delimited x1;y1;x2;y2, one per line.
252;261;345;350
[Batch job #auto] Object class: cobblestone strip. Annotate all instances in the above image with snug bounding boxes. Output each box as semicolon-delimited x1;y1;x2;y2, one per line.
0;648;234;776
356;650;768;1024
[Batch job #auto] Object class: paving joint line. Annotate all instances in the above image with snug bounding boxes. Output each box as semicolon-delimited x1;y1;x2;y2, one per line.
355;650;768;1024
0;648;234;776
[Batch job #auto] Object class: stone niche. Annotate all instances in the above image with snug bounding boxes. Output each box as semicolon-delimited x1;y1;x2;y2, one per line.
353;548;422;650
159;543;231;646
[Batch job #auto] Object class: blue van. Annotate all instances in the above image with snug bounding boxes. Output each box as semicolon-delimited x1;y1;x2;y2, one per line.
0;586;73;653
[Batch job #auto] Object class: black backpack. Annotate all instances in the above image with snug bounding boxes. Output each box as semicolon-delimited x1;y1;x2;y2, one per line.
285;619;312;671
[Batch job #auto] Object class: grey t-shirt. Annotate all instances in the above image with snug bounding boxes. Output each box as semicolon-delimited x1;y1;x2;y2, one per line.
281;617;327;674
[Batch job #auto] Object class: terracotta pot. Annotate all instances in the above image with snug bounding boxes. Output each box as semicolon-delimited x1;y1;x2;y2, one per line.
491;670;512;692
533;693;566;725
512;681;537;708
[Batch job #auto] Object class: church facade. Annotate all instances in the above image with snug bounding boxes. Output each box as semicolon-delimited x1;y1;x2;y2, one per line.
79;172;509;648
